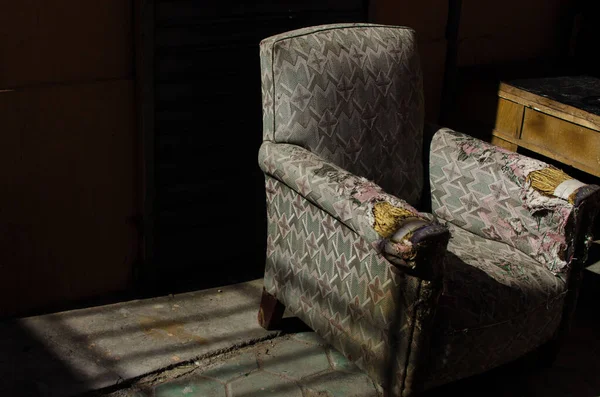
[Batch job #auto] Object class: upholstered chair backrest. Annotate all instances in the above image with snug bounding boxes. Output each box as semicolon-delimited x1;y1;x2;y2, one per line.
260;24;425;206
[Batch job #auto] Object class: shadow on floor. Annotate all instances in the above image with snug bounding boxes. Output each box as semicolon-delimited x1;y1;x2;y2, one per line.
2;274;600;397
0;321;85;397
0;280;278;397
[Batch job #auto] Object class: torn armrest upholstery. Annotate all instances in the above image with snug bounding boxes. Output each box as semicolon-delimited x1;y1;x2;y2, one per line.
429;127;600;274
259;141;449;277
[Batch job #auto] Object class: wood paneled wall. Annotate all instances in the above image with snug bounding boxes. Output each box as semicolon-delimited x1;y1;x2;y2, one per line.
457;0;573;66
0;2;137;317
370;0;575;124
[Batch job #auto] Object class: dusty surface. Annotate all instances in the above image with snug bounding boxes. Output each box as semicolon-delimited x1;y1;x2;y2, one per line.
97;333;381;397
0;279;281;397
2;271;600;397
97;268;600;397
95;304;600;397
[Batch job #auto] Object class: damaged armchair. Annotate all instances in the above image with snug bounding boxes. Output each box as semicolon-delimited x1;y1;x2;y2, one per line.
256;24;600;396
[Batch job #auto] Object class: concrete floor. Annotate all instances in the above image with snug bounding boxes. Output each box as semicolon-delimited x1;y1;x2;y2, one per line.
98;300;600;397
0;280;281;397
2;273;600;397
100;301;600;397
100;333;382;397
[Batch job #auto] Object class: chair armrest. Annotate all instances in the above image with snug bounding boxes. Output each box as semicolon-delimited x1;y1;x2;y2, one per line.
259;141;449;278
429;127;600;274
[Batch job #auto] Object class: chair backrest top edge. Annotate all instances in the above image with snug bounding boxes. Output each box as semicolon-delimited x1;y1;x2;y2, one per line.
260;23;415;47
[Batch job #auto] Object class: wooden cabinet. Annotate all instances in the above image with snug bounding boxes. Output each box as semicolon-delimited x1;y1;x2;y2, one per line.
491;77;600;178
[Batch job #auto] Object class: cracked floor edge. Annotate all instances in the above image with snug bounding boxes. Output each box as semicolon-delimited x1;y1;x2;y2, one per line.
80;332;284;396
96;332;382;397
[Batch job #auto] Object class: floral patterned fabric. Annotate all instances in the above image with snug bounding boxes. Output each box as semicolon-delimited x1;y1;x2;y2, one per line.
430;128;579;274
260;23;425;206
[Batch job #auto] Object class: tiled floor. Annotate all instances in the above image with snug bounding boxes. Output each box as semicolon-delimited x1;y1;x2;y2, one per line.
103;332;379;397
100;283;600;397
4;273;600;397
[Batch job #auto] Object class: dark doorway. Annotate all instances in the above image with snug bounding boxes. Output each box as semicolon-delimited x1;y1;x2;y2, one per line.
139;1;368;294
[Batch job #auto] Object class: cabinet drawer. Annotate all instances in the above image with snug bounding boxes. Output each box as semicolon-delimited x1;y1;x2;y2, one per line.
494;98;524;138
521;108;600;176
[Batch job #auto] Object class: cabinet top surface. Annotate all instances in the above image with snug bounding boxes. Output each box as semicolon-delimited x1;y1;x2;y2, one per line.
502;76;600;118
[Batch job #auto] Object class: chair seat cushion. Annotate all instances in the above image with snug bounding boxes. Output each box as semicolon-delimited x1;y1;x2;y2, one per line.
425;222;567;388
440;222;566;329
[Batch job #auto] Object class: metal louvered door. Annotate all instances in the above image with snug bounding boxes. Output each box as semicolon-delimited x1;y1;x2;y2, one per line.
152;1;367;293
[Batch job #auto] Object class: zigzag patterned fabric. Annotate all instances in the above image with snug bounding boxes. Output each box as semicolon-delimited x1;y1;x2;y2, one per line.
259;141;431;265
260;23;425;207
264;175;436;396
258;24;600;397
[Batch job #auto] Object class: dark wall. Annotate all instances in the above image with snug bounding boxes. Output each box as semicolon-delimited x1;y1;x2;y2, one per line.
151;1;367;293
571;0;600;77
0;2;136;318
439;0;585;136
369;0;448;122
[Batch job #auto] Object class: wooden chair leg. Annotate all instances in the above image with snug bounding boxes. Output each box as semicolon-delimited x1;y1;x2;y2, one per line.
258;288;285;330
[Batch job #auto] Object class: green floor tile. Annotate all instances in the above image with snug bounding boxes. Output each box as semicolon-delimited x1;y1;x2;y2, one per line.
302;370;377;397
327;348;360;373
291;332;326;346
261;339;331;379
229;371;302;397
201;352;258;382
154;376;225;397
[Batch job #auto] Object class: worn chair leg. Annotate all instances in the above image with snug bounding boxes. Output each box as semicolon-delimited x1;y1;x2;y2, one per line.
258;288;285;330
